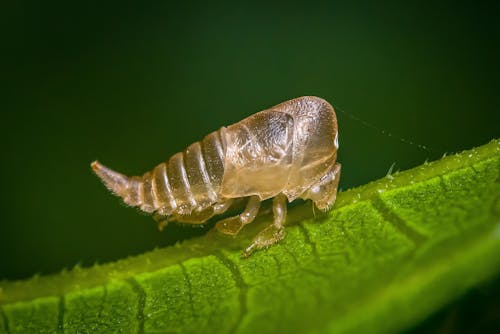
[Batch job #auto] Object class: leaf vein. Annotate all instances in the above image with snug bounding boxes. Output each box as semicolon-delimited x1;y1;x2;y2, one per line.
372;197;427;246
0;306;10;334
297;223;319;260
126;278;146;334
96;285;107;327
213;252;248;334
178;262;196;317
57;295;64;334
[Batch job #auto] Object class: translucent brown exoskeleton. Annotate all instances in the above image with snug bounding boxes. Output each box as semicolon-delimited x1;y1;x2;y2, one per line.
91;96;341;257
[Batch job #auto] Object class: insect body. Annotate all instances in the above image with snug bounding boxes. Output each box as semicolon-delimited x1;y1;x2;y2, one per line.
91;96;341;256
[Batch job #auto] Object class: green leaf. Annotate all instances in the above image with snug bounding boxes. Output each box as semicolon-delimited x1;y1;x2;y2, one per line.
1;139;499;334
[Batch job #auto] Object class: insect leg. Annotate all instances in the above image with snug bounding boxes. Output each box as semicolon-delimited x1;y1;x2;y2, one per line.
215;196;260;236
213;200;235;215
153;213;170;231
176;199;235;224
311;162;341;211
156;199;235;229
242;193;287;257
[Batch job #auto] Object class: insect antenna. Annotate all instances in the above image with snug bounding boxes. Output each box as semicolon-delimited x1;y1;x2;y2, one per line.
333;104;440;155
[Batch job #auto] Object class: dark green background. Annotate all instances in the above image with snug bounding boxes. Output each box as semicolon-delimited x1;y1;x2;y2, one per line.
1;0;498;284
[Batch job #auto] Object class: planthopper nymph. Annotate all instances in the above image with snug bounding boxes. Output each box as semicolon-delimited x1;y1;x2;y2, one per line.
91;96;341;257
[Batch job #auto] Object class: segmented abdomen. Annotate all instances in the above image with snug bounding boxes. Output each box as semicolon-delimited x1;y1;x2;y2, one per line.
92;96;338;217
133;128;226;215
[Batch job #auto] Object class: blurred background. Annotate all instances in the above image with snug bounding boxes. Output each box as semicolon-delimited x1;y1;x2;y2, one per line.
1;0;498;290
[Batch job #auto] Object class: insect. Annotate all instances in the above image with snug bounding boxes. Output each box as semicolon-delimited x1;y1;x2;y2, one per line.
91;96;341;257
